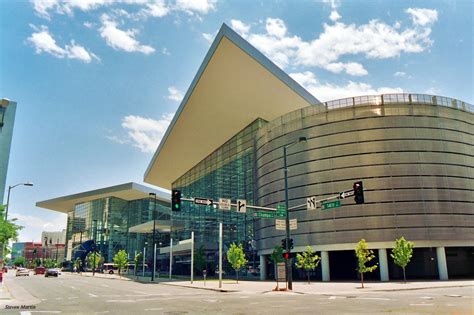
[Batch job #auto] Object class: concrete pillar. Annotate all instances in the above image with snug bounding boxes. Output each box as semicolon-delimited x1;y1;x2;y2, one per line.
321;251;330;282
378;248;389;281
436;247;449;280
260;255;267;281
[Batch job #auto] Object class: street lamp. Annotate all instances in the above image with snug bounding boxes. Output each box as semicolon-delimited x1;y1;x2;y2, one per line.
283;136;307;291
149;193;157;282
5;182;34;220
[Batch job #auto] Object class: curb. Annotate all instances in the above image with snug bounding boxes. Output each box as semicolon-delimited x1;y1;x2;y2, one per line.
372;284;474;292
160;282;236;293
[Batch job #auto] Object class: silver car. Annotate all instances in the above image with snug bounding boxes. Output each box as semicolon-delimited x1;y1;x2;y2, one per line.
16;268;30;276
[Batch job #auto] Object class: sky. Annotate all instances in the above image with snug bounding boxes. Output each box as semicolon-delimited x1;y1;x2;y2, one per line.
0;0;472;243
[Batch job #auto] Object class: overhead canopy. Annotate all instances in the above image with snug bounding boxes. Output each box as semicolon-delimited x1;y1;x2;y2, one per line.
144;23;319;189
36;182;170;214
128;220;184;234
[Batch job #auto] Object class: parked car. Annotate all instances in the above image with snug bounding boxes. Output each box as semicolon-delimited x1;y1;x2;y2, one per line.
45;268;59;277
2;267;8;273
34;266;46;275
16;268;30;276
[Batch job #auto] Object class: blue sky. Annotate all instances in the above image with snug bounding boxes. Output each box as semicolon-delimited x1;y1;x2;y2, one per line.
0;0;472;242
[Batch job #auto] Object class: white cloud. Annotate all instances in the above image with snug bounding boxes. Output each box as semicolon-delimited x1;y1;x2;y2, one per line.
265;18;287;38
202;32;215;44
394;71;406;77
162;47;170;55
99;14;155;54
12;212;66;242
175;0;216;15
406;8;438;26
167;86;184;102
27;25;99;63
329;10;341;22
116;113;174;153
290;71;403;102
230;19;250;36
236;9;437;76
142;0;170;18
32;0;59;19
83;21;94;28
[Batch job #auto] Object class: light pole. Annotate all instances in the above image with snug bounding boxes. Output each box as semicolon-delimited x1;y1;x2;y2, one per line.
149;193;157;282
283;136;307;291
5;182;34;220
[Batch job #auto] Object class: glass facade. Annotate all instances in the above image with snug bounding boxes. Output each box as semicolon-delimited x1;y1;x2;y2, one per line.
0;101;17;203
172;119;267;247
66;196;170;263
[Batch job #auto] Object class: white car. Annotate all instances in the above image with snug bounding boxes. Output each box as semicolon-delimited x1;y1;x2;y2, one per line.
16;268;30;276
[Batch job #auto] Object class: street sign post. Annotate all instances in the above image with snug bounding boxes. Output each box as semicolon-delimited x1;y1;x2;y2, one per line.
276;204;287;217
307;197;317;210
289;219;297;230
322;200;341;210
218;198;231;210
194;198;213;206
237;199;247;213
275;219;286;230
254;211;275;219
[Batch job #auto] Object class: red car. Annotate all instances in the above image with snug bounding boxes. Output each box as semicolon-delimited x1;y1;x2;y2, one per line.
34;266;46;275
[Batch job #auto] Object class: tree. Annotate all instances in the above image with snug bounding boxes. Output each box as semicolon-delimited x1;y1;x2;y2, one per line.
134;252;143;277
391;237;414;283
296;246;321;284
194;245;207;275
43;258;57;268
86;252;102;272
113;250;128;277
13;256;26;267
74;257;82;273
269;246;285;289
226;242;247;283
0;206;23;268
355;239;378;288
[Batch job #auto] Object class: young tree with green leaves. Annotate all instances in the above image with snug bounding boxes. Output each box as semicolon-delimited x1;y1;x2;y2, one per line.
391;237;414;283
194;245;207;275
43;258;57;268
355;239;378;288
86;252;102;273
296;246;321;284
226;242;248;283
0;206;23;268
74;257;82;273
113;250;128;277
269;246;285;289
134;252;143;277
13;256;26;267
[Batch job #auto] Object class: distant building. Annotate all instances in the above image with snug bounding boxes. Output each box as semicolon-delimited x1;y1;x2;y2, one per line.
41;230;67;262
11;242;43;261
0;98;17;203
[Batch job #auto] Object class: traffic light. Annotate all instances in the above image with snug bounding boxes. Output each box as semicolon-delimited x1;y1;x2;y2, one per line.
283;252;289;260
172;189;182;211
353;181;364;204
281;238;287;249
288;238;294;250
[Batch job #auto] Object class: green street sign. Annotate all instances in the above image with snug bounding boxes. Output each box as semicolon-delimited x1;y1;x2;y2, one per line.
254;211;275;219
276;204;287;217
322;200;341;210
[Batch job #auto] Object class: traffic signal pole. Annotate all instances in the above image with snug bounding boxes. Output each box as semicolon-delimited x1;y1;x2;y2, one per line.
283;145;293;290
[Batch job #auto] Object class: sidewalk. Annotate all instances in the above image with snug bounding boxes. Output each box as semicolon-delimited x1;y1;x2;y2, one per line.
162;279;474;295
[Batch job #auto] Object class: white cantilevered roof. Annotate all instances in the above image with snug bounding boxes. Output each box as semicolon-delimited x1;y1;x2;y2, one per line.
36;182;170;214
144;23;319;189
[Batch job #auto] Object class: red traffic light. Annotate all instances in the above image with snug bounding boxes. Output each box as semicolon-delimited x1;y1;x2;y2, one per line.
284;252;289;260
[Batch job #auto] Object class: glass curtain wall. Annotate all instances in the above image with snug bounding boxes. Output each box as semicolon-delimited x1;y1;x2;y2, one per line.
172;119;267;247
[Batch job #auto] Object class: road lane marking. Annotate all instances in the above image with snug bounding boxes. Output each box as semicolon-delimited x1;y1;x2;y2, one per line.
409;304;433;306
203;299;218;303
68;296;79;300
106;300;136;303
145;308;164;311
70;286;76;289
328;296;346;300
101;284;109;287
88;293;99;298
94;311;109;314
420;296;433;300
356;297;393;301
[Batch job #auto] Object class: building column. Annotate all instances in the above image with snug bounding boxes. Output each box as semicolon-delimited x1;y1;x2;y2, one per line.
321;251;330;282
378;248;389;281
260;255;267;281
436;247;449;280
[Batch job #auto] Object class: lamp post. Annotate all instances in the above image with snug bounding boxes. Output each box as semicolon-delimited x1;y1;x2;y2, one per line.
92;219;97;276
5;182;34;220
149;193;157;282
283;136;307;291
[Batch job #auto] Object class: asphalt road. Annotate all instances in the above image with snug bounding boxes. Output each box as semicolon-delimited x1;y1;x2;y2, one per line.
2;273;472;314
